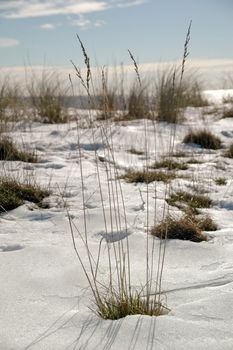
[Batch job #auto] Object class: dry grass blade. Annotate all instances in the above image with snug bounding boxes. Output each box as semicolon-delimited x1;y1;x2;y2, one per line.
128;49;141;87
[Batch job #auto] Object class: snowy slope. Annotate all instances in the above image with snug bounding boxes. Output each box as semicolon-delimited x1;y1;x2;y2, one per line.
1;90;233;350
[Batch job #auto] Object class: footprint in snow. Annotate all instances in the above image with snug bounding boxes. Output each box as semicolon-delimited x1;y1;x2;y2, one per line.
98;230;131;243
81;143;105;151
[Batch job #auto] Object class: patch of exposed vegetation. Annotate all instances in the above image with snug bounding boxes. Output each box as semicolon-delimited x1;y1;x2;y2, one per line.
96;291;164;320
152;159;188;171
215;177;227;186
183;130;222;150
151;215;207;242
0;137;37;162
224;143;233;158
0;177;49;212
222;108;233;119
127;148;144;155
121;170;176;183
167;190;212;214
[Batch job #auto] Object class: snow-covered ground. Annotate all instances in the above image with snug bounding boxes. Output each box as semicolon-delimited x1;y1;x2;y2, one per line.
1;90;233;350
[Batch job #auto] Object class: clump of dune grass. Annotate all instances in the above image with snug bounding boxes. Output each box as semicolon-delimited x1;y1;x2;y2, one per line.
127;148;144;155
0;79;24;131
68;24;192;320
193;214;218;231
0;137;37;162
27;70;68;124
186;158;202;164
224;143;233;158
167;190;212;214
183;129;222;150
125;84;151;120
215;177;227;186
151;215;207;242
155;67;207;123
155;67;181;123
0;177;49;212
170;151;188;158
121;169;176;183
152;159;188;171
222;107;233;119
95;290;165;320
181;79;209;107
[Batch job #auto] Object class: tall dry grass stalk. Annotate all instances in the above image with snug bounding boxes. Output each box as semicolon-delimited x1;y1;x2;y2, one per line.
68;22;192;319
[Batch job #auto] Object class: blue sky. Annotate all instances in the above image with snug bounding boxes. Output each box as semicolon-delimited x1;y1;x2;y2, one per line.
0;0;233;87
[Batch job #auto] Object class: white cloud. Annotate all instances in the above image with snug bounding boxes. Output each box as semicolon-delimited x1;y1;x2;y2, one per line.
40;23;55;30
116;0;147;8
71;15;105;30
0;0;147;19
0;1;108;19
0;38;20;47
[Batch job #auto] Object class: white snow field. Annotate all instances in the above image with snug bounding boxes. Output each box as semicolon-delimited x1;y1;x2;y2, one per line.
1;90;233;350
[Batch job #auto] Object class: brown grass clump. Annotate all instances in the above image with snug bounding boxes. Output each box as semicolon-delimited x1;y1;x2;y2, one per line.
183;129;222;150
193;215;218;231
167;190;212;214
152;159;188;171
222;108;233;119
215;177;227;186
0;137;37;162
121;170;176;183
151;215;207;242
27;71;68;124
224;143;233;158
96;291;164;320
0;177;49;212
125;85;151;120
127;148;144;155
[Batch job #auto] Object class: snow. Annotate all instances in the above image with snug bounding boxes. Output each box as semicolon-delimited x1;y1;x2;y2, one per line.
1;90;233;349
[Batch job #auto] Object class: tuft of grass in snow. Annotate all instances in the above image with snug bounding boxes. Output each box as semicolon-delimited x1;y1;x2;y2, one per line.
215;177;227;186
167;190;212;214
125;85;151;120
94;290;166;320
183;129;222;150
0;177;49;212
121;169;176;183
151;215;207;242
0;79;24;132
152;159;188;171
193;214;218;231
224;143;233;158
170;151;188;158
0;137;37;162
69;23;192;320
127;148;144;155
222;107;233;119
